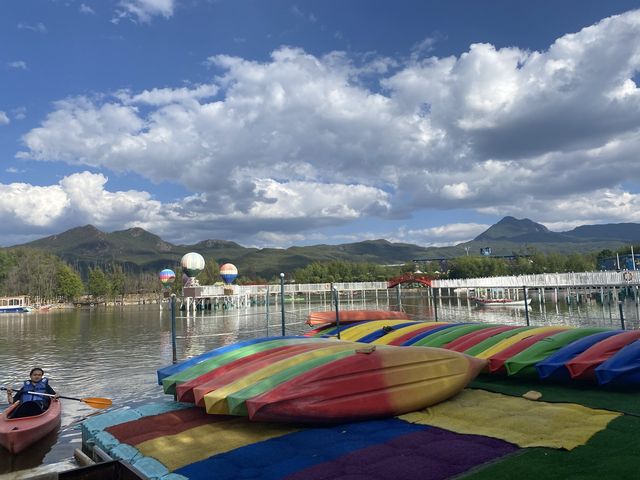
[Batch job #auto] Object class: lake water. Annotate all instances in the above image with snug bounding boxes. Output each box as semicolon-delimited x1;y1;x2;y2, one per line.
1;289;638;473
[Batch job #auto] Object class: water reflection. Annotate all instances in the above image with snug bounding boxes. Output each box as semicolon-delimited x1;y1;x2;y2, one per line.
0;427;58;472
403;292;640;330
0;292;638;472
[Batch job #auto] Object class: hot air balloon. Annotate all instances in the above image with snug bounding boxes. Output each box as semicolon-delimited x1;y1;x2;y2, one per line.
219;263;238;285
181;252;205;286
159;269;176;287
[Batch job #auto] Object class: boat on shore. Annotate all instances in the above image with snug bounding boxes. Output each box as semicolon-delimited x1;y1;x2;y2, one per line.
0;401;61;454
0;306;30;313
472;297;532;307
0;295;32;313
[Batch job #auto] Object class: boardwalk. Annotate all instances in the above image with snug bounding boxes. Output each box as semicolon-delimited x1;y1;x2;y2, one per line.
180;271;640;311
182;281;390;311
432;270;638;289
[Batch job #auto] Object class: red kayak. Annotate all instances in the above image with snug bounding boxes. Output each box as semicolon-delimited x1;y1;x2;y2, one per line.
0;401;61;454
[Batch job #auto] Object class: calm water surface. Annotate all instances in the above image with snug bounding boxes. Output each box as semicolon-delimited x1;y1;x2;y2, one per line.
1;290;638;473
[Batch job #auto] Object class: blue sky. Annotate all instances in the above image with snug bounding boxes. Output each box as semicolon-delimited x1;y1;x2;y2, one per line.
2;1;640;248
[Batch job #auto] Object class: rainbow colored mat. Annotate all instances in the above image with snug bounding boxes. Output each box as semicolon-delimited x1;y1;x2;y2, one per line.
305;318;640;388
81;381;631;480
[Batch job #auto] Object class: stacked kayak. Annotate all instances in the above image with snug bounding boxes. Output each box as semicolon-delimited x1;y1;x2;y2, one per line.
305;314;640;389
157;337;485;423
0;400;61;454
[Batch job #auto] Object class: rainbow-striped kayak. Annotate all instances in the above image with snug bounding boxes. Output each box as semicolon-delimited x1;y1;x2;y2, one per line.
158;338;485;423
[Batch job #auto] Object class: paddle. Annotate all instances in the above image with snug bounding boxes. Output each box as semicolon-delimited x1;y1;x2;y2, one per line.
1;387;112;409
28;392;112;409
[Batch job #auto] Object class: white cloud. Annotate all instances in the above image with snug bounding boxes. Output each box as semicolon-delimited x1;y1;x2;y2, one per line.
400;223;490;246
17;22;47;33
13;9;640;246
0;182;69;227
114;0;175;23
12;107;26;120
80;3;95;14
0;112;9;125
8;61;27;70
115;84;218;106
0;171;391;246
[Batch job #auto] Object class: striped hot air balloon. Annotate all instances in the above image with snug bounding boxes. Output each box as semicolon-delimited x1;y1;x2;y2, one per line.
159;269;176;287
219;263;238;285
181;252;205;278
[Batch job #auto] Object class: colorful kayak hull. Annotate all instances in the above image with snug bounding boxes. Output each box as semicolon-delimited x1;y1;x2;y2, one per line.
567;330;640;381
183;342;346;406
355;322;423;343
413;324;495;348
445;325;520;352
246;346;486;423
162;338;330;394
535;330;623;381
503;327;610;377
487;332;559;374
373;322;443;345
595;339;640;387
462;326;535;356
0;401;61;454
401;323;466;346
202;344;360;414
157;336;303;384
474;327;568;360
307;310;410;326
337;320;421;342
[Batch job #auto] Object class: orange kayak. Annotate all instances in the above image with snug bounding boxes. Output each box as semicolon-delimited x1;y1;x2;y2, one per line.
0;401;61;454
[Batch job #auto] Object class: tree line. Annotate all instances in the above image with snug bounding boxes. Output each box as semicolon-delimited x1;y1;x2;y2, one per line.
0;248;165;304
0;246;635;303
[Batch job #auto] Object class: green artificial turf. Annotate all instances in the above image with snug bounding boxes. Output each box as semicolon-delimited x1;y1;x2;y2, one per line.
462;415;640;480
469;374;640;415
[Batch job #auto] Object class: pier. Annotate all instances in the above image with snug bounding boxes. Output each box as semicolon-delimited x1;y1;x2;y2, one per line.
181;281;391;312
180;271;640;312
430;270;640;304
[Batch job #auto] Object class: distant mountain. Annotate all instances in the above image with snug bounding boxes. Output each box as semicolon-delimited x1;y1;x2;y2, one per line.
457;217;640;258
473;216;575;243
564;223;640;242
9;217;640;279
472;217;640;246
15;226;437;279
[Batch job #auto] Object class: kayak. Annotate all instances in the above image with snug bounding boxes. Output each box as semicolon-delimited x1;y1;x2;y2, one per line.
306;310;410;326
245;345;486;423
0;400;61;454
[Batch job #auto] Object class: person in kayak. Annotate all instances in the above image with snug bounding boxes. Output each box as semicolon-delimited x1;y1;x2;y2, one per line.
6;368;59;418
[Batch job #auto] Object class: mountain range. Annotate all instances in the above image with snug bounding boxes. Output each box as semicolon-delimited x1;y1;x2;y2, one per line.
9;216;640;279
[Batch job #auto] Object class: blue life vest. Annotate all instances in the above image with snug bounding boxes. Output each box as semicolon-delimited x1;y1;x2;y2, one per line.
20;378;49;403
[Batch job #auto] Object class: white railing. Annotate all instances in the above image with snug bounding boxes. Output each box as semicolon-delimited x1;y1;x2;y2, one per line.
185;282;389;298
432;270;638;289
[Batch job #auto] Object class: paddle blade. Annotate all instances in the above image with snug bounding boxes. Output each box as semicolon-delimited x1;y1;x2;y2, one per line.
81;397;112;409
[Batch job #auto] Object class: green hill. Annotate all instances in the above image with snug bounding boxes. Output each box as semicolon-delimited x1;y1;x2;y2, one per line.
9;217;640;279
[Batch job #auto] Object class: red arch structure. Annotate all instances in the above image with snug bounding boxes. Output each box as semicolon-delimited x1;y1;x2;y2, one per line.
387;273;437;288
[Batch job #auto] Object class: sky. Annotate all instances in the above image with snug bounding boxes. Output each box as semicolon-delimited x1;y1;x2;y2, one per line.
2;1;640;249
